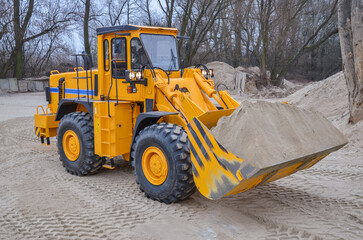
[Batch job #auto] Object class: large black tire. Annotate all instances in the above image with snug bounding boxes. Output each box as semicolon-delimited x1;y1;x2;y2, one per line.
57;111;102;176
133;123;196;204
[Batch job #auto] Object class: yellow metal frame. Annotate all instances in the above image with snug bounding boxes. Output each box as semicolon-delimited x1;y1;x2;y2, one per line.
34;106;59;145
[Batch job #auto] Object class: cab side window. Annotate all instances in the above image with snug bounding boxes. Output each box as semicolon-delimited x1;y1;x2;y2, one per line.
131;38;150;70
104;39;110;71
111;38;127;78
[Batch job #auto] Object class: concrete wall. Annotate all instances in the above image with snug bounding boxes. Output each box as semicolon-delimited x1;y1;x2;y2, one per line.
0;77;49;93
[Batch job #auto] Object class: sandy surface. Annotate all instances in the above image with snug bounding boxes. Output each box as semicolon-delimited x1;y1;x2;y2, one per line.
0;92;45;121
0;80;362;239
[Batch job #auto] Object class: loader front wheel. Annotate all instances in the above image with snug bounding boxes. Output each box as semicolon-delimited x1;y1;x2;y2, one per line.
133;123;196;203
57;112;102;176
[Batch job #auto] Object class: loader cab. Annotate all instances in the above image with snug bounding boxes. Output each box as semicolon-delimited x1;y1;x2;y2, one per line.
96;25;181;102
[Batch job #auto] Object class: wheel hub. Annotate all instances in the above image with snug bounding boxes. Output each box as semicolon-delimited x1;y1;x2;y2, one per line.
63;130;80;161
142;146;168;185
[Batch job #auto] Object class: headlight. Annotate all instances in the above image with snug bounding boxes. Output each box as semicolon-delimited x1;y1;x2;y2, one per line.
209;69;214;78
129;71;136;80
128;70;143;80
135;71;143;80
201;68;214;78
201;69;207;77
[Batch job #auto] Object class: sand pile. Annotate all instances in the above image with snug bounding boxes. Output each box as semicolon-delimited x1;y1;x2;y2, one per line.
234;66;260;94
212;101;348;169
283;71;363;149
206;61;298;97
205;61;261;94
206;61;236;91
283;72;348;119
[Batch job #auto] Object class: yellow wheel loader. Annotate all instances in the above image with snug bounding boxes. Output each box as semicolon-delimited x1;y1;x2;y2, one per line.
34;25;346;203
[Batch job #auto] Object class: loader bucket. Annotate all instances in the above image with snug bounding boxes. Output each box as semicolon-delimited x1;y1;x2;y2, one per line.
186;111;347;200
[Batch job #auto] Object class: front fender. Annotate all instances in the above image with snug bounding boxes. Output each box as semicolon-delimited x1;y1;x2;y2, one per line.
129;111;178;164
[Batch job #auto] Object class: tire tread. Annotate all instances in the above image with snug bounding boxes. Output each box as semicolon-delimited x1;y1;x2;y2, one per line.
132;123;196;204
57;111;102;176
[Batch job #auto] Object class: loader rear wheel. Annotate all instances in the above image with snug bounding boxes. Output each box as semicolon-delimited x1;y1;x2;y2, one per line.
133;123;196;204
57;112;102;176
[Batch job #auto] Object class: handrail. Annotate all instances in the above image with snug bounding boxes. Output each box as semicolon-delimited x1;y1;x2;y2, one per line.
74;67;84;72
72;54;94;101
111;59;119;106
75;57;80;99
90;66;93;99
107;75;113;118
46;106;52;115
85;62;89;102
36;106;45;115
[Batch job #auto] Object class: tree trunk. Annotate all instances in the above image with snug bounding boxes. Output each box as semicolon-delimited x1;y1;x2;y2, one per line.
13;0;23;79
338;0;363;123
146;0;152;25
84;0;92;66
259;0;272;86
127;0;130;24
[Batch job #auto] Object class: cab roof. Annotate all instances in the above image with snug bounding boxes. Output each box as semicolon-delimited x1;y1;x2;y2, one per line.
96;24;178;35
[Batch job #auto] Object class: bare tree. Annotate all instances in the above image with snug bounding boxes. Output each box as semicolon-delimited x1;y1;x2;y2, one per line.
272;0;339;85
0;1;12;42
338;0;363;123
258;0;273;85
135;0;154;25
12;0;34;78
176;0;227;65
0;0;74;78
106;0;128;26
0;0;343;82
158;0;176;27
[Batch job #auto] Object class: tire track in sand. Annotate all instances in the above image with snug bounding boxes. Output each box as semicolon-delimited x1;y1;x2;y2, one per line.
1;116;362;239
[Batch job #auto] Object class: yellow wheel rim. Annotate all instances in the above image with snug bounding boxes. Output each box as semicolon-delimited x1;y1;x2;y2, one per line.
63;130;80;161
142;146;168;185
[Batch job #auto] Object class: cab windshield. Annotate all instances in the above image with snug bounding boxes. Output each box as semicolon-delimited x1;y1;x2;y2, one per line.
140;34;179;71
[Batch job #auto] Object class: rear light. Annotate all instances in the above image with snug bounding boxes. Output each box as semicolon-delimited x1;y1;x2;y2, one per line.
127;86;137;93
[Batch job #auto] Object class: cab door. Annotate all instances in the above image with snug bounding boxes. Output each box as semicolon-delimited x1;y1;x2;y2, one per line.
109;37;127;100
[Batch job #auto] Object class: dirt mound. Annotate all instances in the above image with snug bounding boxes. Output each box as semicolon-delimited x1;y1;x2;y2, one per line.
205;62;262;94
283;71;363;149
234;66;260;94
283;72;348;119
205;62;298;97
212;101;347;169
206;61;236;91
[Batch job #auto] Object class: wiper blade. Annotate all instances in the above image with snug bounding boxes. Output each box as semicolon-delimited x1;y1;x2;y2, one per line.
168;48;177;72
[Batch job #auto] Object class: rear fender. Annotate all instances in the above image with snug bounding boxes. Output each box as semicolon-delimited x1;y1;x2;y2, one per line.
55;99;93;121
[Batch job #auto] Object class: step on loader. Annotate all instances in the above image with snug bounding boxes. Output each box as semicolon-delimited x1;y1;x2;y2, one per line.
34;25;347;203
